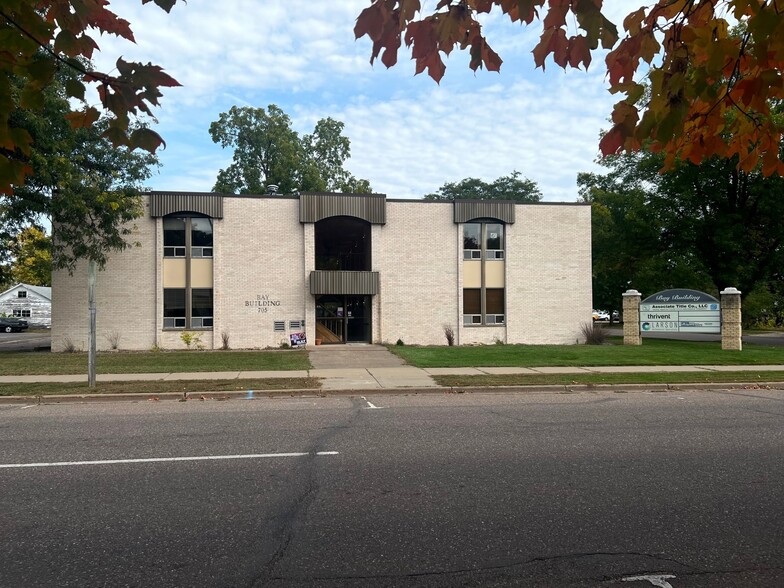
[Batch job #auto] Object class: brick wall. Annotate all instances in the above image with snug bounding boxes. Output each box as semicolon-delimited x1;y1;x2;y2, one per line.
214;197;307;350
375;201;459;345
505;204;593;344
51;202;157;351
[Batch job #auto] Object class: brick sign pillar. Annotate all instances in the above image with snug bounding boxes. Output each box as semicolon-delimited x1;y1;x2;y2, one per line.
622;289;642;346
720;287;742;351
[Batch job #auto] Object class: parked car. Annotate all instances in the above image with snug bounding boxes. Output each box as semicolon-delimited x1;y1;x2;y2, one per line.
611;310;621;322
0;317;29;333
592;309;610;322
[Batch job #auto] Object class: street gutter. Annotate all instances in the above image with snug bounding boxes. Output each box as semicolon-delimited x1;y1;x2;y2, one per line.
1;381;783;405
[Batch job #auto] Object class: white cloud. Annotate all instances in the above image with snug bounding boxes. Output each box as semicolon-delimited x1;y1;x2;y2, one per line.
86;1;627;201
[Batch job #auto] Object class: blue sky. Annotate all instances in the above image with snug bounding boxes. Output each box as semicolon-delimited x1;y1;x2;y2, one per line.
93;1;631;201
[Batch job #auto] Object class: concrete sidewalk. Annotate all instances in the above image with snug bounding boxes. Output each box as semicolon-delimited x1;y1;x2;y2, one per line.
2;364;784;390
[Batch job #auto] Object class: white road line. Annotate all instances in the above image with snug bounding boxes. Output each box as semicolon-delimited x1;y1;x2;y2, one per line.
622;574;676;588
361;396;382;409
0;451;339;469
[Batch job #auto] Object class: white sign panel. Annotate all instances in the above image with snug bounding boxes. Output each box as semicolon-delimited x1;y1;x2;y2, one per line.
639;289;721;334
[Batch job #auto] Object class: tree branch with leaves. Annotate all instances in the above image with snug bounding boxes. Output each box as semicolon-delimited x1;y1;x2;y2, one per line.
355;0;784;176
0;0;181;194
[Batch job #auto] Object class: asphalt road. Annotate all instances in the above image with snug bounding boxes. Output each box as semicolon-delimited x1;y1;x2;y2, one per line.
0;330;51;352
1;390;783;587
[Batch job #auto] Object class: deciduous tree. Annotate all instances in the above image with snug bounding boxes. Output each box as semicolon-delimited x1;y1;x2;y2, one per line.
209;105;372;195
1;0;180;193
3;226;52;287
355;1;784;176
424;170;541;202
2;57;159;272
579;148;784;324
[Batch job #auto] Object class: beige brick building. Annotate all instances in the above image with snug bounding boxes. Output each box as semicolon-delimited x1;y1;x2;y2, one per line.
51;192;592;351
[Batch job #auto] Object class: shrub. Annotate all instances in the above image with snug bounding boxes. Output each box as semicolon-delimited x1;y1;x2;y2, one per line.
180;331;203;350
221;331;230;350
580;321;607;345
104;330;121;350
395;338;405;346
61;337;77;353
443;325;455;346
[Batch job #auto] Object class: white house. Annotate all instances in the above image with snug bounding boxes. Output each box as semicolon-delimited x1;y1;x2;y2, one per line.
0;283;52;328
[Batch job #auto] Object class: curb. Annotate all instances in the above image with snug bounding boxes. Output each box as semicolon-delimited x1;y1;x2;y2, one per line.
1;381;782;405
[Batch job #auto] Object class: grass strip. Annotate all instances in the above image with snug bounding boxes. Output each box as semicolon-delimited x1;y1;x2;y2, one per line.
0;349;311;376
390;338;784;368
433;371;784;388
0;378;320;397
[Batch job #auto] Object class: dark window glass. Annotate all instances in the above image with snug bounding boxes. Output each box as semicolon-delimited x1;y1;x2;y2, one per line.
191;217;213;247
163;217;186;247
163;289;186;318
191;289;213;318
486;223;504;251
486;289;505;314
463;224;481;249
315;216;371;271
18;291;27;298
463;289;481;315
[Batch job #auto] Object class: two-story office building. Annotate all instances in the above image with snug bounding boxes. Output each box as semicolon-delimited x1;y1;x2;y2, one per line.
51;191;592;351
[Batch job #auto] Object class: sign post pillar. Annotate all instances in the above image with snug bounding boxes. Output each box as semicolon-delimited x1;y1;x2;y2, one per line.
720;287;742;351
622;289;642;346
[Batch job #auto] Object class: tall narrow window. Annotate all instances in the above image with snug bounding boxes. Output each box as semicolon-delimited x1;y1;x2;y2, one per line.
163;289;186;328
463;223;481;259
190;217;213;258
163;217;186;257
162;214;213;329
462;221;505;326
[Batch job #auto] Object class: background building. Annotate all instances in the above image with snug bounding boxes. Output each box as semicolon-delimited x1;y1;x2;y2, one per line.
0;283;52;328
51;192;591;351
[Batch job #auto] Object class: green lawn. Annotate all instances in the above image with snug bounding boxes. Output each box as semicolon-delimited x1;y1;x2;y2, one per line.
0;349;311;376
0;377;320;397
388;338;784;368
433;371;784;388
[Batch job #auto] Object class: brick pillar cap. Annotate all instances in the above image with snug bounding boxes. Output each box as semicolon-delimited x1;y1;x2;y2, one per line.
720;287;742;295
622;289;641;297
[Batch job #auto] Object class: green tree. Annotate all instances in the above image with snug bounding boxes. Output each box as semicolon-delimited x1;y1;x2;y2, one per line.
579;149;784;323
424;171;541;202
6;226;52;286
2;56;159;271
209;105;372;195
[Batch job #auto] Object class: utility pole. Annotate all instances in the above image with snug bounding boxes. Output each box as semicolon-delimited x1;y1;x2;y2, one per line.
88;259;96;388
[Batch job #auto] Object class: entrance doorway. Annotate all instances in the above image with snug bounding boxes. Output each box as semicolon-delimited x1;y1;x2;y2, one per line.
315;295;371;343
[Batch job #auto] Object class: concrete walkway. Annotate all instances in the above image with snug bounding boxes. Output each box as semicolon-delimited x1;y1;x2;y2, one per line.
2;363;784;390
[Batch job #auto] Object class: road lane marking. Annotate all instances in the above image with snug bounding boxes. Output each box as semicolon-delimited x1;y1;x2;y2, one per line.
0;451;339;469
361;396;382;409
622;574;676;587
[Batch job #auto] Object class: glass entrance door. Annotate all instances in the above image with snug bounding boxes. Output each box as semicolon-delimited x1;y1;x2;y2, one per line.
315;295;371;343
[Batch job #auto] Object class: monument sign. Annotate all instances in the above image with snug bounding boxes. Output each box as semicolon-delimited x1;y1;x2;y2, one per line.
640;289;721;334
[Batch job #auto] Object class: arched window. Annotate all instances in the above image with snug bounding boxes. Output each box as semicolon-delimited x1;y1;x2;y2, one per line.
315;216;371;271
